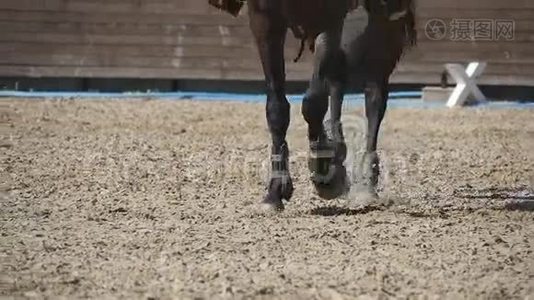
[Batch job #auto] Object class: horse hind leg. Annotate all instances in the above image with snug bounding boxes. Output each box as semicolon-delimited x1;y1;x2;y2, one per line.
261;41;294;211
249;10;293;211
361;79;388;199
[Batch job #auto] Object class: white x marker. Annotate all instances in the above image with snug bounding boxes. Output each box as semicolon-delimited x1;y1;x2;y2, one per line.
445;62;487;107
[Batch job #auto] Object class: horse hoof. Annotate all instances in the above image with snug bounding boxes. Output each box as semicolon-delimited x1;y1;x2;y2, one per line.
356;189;379;203
346;187;380;208
312;164;348;200
267;174;294;200
260;197;285;212
280;181;294;201
261;176;292;212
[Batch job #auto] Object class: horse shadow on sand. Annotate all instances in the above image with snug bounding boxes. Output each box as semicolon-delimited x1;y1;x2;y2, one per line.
309;186;534;217
453;186;534;212
309;205;384;216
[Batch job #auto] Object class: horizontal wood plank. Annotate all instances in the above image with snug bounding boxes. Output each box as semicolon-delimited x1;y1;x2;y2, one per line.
0;0;533;86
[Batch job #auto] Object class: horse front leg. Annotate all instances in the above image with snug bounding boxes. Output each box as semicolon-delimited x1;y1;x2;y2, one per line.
362;79;388;198
249;11;292;211
303;25;348;199
327;50;348;164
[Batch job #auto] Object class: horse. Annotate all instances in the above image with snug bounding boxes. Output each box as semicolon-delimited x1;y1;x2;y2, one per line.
209;0;416;211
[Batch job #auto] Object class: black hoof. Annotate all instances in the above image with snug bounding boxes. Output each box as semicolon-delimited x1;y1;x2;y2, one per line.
261;175;294;212
275;174;294;201
312;163;348;200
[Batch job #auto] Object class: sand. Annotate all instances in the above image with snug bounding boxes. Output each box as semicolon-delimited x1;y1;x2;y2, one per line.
1;98;533;299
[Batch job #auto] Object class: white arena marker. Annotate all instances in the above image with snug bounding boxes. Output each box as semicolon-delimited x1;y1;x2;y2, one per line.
445;62;487;107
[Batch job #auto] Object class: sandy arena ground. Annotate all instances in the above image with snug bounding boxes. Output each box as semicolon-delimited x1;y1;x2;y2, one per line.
1;98;534;299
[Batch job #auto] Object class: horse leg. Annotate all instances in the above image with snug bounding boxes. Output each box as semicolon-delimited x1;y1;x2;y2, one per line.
363;79;388;196
311;50;349;200
302;24;347;199
327;50;348;163
249;10;293;211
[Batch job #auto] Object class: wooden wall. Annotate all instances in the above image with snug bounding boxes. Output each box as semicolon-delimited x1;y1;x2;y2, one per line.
0;0;533;86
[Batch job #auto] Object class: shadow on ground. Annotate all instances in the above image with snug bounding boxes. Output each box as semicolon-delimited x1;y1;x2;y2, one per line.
310;185;534;218
453;186;534;212
309;205;383;216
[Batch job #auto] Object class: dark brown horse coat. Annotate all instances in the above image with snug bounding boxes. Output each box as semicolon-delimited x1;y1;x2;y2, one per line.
209;0;359;55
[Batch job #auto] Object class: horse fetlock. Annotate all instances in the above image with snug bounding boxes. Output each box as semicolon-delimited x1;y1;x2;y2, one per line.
308;138;335;174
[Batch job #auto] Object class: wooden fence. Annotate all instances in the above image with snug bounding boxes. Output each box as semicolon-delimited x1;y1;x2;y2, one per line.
0;0;533;86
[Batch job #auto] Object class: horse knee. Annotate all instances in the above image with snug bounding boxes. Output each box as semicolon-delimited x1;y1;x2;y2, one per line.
302;94;327;123
365;82;388;113
266;97;290;137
